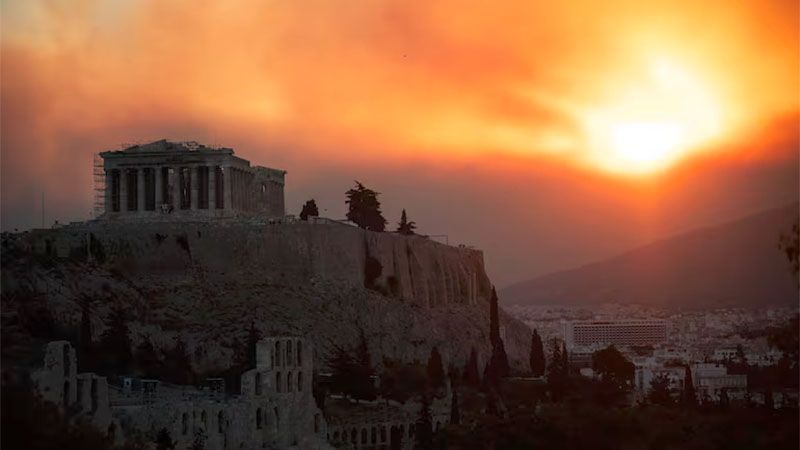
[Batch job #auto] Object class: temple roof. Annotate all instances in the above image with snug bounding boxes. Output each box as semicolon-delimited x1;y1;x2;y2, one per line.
111;139;232;154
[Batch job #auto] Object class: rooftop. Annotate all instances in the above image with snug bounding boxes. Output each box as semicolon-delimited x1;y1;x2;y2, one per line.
101;139;234;156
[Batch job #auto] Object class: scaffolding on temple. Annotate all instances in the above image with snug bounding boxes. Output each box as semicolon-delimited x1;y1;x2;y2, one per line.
92;153;105;218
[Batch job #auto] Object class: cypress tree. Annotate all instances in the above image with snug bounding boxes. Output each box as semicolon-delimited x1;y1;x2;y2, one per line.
682;365;697;407
396;209;417;235
427;346;445;389
463;347;480;387
546;340;565;402
450;389;460;425
529;329;545;377
561;341;569;376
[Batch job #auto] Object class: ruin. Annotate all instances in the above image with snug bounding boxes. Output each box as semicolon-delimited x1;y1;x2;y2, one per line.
99;140;285;220
33;338;328;449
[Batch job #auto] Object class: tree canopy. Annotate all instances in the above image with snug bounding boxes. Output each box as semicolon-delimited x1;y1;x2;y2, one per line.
299;199;319;221
592;345;634;391
345;182;386;231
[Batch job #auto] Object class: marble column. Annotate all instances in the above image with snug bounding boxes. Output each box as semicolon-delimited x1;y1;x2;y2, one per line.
190;166;198;210
137;168;146;212
104;170;113;215
208;166;216;211
120;169;128;213
224;167;233;212
168;167;176;209
153;166;161;208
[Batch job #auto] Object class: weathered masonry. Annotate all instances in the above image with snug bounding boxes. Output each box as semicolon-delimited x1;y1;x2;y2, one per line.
99;140;285;220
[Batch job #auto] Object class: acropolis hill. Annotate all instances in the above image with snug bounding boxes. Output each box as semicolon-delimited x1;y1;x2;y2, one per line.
2;140;531;377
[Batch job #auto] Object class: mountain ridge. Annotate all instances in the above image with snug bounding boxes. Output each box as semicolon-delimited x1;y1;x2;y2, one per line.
500;203;799;310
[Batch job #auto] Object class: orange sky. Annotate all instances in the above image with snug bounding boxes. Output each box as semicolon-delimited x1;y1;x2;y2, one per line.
2;0;798;285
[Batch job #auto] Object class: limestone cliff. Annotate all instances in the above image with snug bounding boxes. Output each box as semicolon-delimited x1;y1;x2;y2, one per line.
2;220;531;375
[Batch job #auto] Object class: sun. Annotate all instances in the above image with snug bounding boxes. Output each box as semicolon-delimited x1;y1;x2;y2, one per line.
609;120;687;170
582;58;722;175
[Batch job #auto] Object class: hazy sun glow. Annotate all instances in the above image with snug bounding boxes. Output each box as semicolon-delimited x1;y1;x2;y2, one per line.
583;58;723;175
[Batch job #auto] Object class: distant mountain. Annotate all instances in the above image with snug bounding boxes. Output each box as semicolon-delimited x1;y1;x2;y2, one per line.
500;203;799;310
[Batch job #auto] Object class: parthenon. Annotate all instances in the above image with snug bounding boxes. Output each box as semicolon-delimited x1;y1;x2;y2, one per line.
99;140;285;220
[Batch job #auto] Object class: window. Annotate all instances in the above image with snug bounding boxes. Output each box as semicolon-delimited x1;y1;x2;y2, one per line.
63;381;70;407
275;372;282;392
286;341;292;365
255;373;262;395
371;427;377;444
297;372;303;392
218;411;224;433
256;408;263;429
314;414;321;434
201;410;207;429
361;429;367;444
182;413;188;435
274;407;280;430
275;342;281;366
287;372;293;392
380;426;386;443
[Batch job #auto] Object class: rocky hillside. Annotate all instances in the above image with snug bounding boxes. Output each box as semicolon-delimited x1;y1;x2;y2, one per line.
1;220;530;376
500;203;799;310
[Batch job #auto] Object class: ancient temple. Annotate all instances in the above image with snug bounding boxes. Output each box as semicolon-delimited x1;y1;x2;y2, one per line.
99;140;285;220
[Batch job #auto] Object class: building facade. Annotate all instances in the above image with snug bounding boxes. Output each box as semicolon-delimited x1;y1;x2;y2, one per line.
99;140;285;220
563;319;668;350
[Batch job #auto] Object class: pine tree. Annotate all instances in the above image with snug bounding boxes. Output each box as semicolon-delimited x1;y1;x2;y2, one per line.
529;329;545;377
345;181;387;231
299;199;319;221
414;397;433;450
396;209;417;235
489;287;500;346
462;348;480;387
682;365;697;408
427;346;445;389
450;389;460;425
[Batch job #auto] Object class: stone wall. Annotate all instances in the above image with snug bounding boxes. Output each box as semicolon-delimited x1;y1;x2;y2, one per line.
23;219;492;309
